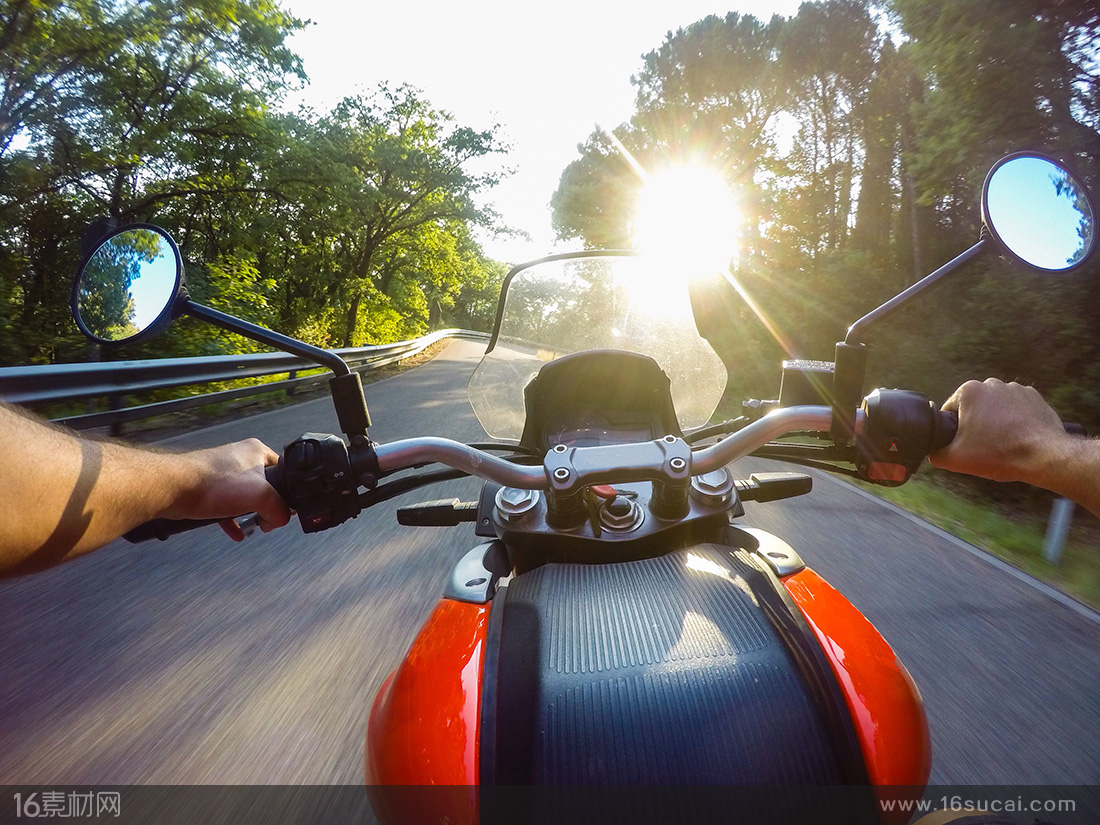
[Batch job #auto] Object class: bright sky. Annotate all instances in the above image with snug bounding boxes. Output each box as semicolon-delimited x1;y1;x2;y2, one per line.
280;0;804;264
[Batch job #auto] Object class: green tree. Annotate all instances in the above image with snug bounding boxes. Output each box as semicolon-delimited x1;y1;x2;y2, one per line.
0;0;305;365
850;39;900;267
888;0;1100;217
0;0;118;160
551;127;642;249
885;0;1100;425
773;0;879;258
291;85;507;346
552;12;788;253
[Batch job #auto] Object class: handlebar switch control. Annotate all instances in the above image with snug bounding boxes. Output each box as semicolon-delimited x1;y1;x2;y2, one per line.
857;389;955;487
275;432;362;533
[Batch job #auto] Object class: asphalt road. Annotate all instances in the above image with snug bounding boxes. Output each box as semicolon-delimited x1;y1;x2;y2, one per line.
2;339;1098;793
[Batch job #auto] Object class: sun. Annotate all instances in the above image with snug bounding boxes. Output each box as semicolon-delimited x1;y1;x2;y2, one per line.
632;164;740;274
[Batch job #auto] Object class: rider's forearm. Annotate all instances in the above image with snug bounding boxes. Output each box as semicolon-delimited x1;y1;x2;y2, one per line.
0;404;215;575
1029;434;1100;518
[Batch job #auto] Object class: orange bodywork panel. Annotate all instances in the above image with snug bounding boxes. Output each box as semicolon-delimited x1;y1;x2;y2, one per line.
366;598;489;825
782;567;930;823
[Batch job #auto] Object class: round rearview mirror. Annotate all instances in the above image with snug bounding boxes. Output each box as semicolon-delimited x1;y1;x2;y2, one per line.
982;153;1096;272
72;224;182;344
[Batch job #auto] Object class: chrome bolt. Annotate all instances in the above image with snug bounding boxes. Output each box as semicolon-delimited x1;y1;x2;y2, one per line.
669;457;687;472
694;469;732;493
690;468;734;507
495;487;541;521
599;496;643;532
553;467;571;482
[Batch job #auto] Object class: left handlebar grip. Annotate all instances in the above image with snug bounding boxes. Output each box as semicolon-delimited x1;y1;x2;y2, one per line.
123;517;223;543
122;465;286;544
123;512;261;543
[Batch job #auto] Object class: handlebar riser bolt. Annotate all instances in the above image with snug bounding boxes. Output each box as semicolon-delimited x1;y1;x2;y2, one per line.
669;457;687;472
495;487;541;521
599;496;644;532
553;467;571;482
690;468;735;508
553;444;568;453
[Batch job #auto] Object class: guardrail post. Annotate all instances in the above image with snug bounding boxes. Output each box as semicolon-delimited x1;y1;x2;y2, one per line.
1042;496;1075;565
109;394;124;437
287;370;297;397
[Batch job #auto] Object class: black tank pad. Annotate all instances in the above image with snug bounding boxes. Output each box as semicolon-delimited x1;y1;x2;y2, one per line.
485;545;869;791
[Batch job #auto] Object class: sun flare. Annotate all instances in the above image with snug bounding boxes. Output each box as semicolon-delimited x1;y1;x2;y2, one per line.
632;164;740;274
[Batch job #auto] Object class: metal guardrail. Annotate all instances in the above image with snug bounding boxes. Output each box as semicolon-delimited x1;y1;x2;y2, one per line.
0;329;490;430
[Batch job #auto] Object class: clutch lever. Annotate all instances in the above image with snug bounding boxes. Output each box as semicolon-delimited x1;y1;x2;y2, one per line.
122;512;260;543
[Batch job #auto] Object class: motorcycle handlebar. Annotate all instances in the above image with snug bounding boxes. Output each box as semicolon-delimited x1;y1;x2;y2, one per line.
124;407;846;543
373;437;545;489
372;407;859;489
692;406;845;475
122;403;988;544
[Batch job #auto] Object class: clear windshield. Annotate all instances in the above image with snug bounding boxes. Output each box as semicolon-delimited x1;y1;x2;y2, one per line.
468;253;727;440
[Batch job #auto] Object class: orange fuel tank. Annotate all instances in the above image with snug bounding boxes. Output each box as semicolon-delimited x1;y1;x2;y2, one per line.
782;566;931;823
365;597;489;825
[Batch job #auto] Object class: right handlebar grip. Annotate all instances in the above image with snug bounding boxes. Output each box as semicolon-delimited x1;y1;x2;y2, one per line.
930;412;1084;454
265;462;287;499
931;409;958;451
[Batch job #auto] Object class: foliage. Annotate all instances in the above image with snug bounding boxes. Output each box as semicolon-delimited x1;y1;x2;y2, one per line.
550;0;1100;431
281;86;507;346
0;2;510;368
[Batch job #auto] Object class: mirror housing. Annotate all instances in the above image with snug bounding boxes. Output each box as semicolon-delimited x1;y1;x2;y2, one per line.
982;152;1096;273
71;224;184;345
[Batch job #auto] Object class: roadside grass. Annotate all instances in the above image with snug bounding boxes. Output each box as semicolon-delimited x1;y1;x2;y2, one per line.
849;470;1100;610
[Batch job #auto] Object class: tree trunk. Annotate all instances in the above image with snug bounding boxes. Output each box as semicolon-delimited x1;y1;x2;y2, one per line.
343;292;362;347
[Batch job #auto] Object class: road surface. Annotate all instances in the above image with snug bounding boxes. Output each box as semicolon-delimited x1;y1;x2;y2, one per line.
2;339;1097;800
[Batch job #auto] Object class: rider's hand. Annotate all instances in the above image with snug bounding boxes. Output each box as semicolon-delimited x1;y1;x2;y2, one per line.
929;378;1067;485
930;379;1100;517
1;398;295;575
162;438;293;541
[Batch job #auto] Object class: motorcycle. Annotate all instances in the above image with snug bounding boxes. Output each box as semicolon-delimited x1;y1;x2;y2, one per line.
70;152;1096;824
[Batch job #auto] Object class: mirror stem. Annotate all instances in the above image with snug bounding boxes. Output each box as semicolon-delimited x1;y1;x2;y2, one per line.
182;299;351;376
181;299;373;440
830;235;990;444
844;237;989;346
